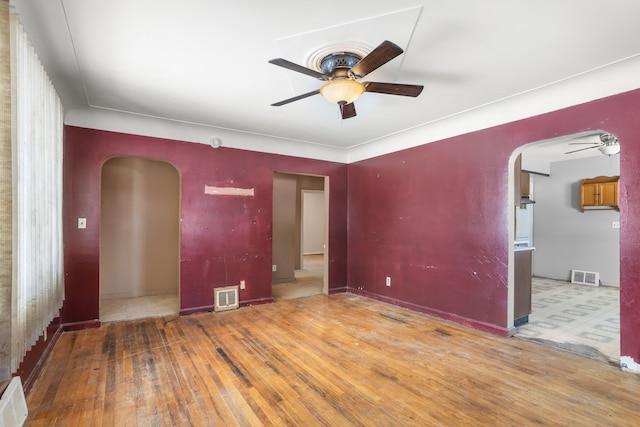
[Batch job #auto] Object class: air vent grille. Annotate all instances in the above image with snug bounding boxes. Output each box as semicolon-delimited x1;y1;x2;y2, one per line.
0;377;28;427
571;270;600;286
214;286;239;312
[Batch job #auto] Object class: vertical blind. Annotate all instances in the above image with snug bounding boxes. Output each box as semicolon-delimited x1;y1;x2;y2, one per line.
10;11;64;373
0;0;12;381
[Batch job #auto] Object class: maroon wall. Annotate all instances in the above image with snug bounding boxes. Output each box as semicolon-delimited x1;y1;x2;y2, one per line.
348;134;511;333
62;126;348;325
60;88;640;365
16;316;62;393
348;88;640;361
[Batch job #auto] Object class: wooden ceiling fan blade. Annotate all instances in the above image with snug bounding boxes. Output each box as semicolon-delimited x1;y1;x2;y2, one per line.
268;58;328;80
365;82;424;97
271;89;321;106
565;145;600;154
340;102;356;119
349;40;403;78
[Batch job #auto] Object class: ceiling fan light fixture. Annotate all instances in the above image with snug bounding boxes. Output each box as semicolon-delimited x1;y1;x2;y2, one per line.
320;79;365;105
598;133;620;156
598;144;620;156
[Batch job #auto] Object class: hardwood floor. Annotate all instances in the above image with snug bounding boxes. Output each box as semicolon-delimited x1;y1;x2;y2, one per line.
26;293;640;426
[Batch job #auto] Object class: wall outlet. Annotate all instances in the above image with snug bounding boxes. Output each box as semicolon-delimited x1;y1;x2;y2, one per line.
272;265;277;272
612;221;621;229
386;276;391;287
240;280;246;290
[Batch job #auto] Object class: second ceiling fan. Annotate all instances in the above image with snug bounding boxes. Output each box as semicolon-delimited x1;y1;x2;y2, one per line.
269;40;423;119
565;133;620;156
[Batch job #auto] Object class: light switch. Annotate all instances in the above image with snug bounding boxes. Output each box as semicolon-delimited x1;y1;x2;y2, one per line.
78;218;86;229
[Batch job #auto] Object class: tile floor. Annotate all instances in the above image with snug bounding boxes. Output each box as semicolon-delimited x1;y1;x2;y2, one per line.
100;294;179;322
515;277;620;362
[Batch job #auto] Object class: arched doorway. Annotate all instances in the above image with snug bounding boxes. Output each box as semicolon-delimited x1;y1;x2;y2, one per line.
510;132;621;362
99;156;181;321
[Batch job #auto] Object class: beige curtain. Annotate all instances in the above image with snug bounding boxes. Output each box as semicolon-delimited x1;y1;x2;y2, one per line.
0;6;64;378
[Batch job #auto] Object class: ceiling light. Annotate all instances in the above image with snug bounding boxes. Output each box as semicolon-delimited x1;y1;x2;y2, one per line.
320;79;365;105
598;144;620;156
598;133;620;156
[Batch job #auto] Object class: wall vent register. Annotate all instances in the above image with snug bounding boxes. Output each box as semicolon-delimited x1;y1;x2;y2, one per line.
0;377;28;427
214;286;239;312
571;270;600;286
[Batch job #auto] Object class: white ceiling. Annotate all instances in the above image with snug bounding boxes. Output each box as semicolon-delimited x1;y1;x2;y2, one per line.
11;0;640;164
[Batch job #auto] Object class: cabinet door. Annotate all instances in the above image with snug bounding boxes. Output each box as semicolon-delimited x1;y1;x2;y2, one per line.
514;249;532;320
581;183;599;207
521;171;530;198
600;182;618;206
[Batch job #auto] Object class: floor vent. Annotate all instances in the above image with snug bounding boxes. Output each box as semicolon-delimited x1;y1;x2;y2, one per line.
0;377;28;427
571;270;600;286
214;285;239;312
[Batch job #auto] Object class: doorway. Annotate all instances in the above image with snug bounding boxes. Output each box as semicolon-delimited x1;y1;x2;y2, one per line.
99;156;181;322
510;135;621;362
272;173;328;301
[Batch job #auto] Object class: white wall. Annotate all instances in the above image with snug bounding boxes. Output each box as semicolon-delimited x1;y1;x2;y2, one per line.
302;191;325;255
272;173;297;283
532;155;620;286
100;157;180;299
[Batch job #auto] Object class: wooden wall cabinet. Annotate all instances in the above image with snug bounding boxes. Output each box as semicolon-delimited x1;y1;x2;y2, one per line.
580;176;619;212
521;171;531;199
514;154;534;205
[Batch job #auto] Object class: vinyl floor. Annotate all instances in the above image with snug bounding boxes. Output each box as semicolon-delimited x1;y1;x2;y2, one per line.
515;277;620;362
272;254;324;301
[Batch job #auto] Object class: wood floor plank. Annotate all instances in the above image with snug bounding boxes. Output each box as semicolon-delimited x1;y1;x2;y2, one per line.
25;293;640;426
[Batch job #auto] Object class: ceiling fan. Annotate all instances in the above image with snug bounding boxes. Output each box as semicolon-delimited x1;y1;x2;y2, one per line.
565;133;620;156
268;40;423;119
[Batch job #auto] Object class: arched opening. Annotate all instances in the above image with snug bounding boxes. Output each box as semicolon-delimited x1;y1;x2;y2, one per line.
509;132;620;362
99;156;181;321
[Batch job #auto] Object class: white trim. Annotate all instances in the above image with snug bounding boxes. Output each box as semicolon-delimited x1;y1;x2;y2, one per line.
621;356;640;373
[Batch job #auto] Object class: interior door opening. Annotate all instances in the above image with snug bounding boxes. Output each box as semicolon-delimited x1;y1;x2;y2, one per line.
100;156;181;322
510;134;621;363
272;172;328;301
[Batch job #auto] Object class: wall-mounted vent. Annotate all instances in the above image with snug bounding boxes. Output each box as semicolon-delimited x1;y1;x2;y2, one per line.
571;270;600;286
214;285;239;312
0;377;28;427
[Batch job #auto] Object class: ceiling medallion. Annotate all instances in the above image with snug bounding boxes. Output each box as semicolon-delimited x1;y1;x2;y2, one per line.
319;52;362;76
306;43;371;74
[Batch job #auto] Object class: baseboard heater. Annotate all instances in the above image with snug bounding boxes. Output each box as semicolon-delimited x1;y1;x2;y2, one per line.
214;285;239;312
0;377;28;427
571;270;600;286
